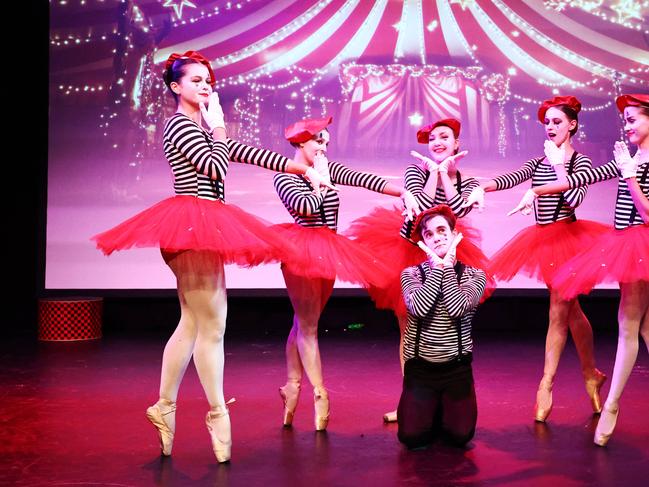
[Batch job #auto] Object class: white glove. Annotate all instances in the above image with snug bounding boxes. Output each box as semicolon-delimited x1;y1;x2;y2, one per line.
442;233;463;267
507;188;537;216
417;233;463;268
410;150;438;173
417;241;444;268
305;167;337;196
199;92;225;131
461;186;485;212
544;140;565;167
401;190;420;222
613;140;637;179
438;150;469;173
313;152;331;186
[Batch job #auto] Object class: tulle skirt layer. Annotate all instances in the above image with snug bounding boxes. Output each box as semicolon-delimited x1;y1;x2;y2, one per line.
551;224;649;299
488;219;611;286
345;205;495;316
91;195;290;267
274;223;392;288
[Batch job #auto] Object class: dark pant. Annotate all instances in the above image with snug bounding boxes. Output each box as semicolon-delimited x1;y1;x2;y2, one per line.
397;356;477;449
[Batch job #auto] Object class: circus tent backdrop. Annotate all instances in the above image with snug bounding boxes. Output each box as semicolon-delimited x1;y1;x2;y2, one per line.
50;0;648;158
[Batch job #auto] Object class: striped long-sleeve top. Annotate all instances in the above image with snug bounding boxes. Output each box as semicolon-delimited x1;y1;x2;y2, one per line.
400;165;479;240
566;158;649;230
163;113;290;201
493;153;591;224
273;161;388;232
402;262;486;363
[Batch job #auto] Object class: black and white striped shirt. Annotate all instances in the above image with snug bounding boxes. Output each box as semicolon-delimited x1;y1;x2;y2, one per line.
163;113;290;201
493;154;591;224
400;165;479;240
273;161;388;232
567;159;649;230
402;262;486;363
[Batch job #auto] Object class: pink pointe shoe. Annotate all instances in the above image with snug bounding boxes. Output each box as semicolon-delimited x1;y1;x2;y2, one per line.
146;399;176;456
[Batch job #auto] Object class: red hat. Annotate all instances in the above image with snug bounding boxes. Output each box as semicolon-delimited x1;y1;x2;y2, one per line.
417;118;461;144
284;116;332;143
616;94;649;113
411;204;457;242
164;50;216;88
537;95;581;122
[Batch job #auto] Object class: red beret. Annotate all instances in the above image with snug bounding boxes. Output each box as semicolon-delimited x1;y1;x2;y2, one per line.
538;95;581;122
285;116;333;143
164;51;216;88
417;118;461;144
616;94;649;113
412;204;457;242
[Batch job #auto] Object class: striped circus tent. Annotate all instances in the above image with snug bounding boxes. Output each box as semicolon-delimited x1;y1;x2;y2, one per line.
50;1;648;152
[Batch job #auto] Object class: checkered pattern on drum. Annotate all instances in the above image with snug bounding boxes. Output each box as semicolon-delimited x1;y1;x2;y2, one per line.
38;299;103;341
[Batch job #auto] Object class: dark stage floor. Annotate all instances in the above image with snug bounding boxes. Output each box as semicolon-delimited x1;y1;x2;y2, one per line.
2;328;648;486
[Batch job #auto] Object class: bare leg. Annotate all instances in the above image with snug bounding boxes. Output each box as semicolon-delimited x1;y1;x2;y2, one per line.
281;266;334;429
595;281;649;445
567;300;606;412
534;290;572;421
148;250;229;459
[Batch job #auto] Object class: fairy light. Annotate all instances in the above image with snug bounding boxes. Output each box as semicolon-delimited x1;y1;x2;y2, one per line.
494;0;646;87
210;1;334;70
512;106;524;153
544;0;648;31
339;63;482;97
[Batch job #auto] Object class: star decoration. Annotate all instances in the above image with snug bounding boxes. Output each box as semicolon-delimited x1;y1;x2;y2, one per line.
162;0;197;20
611;0;643;23
408;113;424;126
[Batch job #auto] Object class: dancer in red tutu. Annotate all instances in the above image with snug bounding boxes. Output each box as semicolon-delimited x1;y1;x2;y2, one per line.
92;51;331;462
346;118;492;422
465;95;609;422
273;116;420;431
510;94;649;445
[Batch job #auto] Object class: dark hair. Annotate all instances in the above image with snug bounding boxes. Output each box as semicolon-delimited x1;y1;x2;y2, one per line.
419;211;456;232
553;105;579;137
162;58;203;103
637;106;649;117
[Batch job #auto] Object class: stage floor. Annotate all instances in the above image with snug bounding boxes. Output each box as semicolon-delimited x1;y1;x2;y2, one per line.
3;330;648;486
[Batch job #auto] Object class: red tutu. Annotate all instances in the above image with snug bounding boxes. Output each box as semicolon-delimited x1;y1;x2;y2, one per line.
551;224;649;299
91;196;290;267
274;223;392;287
488;219;611;285
346;205;495;317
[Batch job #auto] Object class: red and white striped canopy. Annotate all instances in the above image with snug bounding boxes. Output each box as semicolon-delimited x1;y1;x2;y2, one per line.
51;0;648;99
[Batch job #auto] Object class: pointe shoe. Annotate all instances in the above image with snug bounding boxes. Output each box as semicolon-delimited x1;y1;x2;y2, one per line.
534;383;553;423
279;381;301;427
206;406;232;463
594;405;619;447
383;409;398;423
146;399;176;456
585;370;607;414
314;387;330;431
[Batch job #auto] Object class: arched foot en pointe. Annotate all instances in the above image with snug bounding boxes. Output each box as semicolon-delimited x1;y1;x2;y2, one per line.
534;378;553;422
206;406;232;463
585;369;607;414
146;399;176;456
314;387;330;431
279;380;301;427
594;405;619;447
